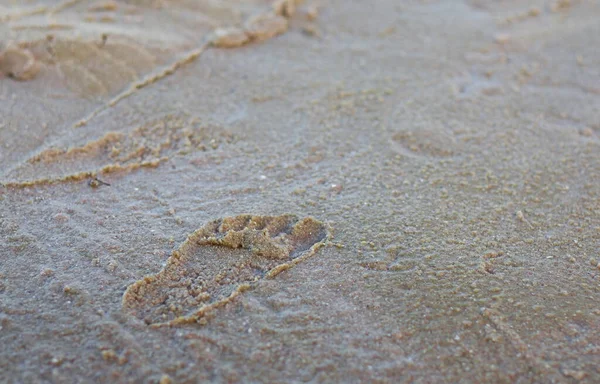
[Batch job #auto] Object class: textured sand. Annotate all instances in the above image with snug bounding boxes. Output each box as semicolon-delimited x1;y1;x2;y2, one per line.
1;0;599;383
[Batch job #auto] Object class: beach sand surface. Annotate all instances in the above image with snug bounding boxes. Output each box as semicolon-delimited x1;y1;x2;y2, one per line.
1;0;599;382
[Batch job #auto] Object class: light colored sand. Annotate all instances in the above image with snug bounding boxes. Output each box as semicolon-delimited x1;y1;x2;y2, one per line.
1;0;599;382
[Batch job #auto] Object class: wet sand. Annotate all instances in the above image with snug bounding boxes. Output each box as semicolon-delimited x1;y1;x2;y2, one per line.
1;0;599;382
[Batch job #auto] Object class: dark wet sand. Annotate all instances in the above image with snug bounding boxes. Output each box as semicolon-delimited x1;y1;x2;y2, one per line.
1;0;599;383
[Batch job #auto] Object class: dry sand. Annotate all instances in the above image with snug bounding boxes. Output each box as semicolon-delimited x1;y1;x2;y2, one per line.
1;0;599;382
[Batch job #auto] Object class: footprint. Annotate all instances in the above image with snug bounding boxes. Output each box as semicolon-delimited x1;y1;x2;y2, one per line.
391;128;458;159
360;246;420;273
122;214;330;327
3;113;234;186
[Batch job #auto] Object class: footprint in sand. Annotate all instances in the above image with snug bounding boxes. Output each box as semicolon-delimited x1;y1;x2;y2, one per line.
391;128;459;159
1;112;234;187
122;214;330;327
360;246;421;273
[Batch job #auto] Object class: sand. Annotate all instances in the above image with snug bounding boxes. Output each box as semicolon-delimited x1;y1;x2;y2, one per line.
1;0;599;383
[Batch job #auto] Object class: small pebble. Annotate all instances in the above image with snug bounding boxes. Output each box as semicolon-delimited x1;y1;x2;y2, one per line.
244;12;289;41
494;33;510;44
272;0;296;17
580;127;594;137
210;27;250;48
0;44;40;81
306;5;319;21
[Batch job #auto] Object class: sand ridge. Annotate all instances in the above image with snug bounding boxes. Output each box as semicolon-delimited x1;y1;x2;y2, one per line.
2;113;235;187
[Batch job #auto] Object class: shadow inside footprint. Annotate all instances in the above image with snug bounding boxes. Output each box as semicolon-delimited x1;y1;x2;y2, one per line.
122;214;330;327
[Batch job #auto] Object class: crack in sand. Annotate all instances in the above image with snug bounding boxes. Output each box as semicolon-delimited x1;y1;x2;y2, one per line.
0;157;167;189
122;214;331;327
72;0;305;128
481;307;547;375
0;0;83;22
48;0;84;16
73;43;211;128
